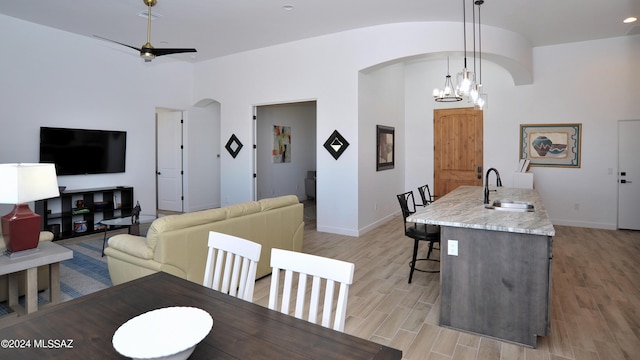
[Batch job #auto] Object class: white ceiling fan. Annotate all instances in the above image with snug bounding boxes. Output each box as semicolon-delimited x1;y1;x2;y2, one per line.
95;0;196;62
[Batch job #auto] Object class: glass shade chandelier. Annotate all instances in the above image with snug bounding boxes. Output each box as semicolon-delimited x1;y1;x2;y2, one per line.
433;57;463;102
433;0;488;109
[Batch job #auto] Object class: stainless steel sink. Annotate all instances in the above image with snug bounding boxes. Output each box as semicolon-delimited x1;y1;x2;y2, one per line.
485;200;535;212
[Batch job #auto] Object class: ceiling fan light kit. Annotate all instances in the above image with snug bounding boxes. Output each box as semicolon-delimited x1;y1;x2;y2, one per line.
95;0;196;62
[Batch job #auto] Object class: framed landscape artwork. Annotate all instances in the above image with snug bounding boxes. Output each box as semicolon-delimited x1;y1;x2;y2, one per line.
520;123;582;168
376;125;395;171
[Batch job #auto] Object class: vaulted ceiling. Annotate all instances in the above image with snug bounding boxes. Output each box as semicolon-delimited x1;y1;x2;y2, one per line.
1;0;638;62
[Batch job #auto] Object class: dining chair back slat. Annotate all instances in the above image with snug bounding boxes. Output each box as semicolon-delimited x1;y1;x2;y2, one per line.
268;248;355;332
203;231;262;302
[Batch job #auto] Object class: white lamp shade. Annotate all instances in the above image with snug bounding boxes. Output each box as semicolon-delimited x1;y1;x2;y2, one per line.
0;163;60;204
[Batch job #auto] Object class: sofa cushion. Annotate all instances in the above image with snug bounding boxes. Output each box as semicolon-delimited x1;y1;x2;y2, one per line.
259;195;299;211
225;201;261;219
146;208;227;250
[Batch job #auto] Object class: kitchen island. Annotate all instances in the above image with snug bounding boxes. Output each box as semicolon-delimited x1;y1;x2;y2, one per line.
407;186;555;347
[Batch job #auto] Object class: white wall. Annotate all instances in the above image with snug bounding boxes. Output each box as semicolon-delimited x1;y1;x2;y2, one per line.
358;63;405;233
3;13;638;234
403;35;640;229
194;21;535;236
185;100;221;211
0;14;194;216
194;22;638;234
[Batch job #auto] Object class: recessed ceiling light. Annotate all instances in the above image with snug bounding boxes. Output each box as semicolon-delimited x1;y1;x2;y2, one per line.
282;5;294;11
623;16;637;24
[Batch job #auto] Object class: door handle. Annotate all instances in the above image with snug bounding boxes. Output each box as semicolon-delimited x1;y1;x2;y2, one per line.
157;172;161;175
620;179;632;183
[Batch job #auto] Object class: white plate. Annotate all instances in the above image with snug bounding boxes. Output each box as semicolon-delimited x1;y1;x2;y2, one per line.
112;306;213;360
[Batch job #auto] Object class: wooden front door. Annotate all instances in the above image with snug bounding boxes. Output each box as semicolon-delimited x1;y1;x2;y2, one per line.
434;108;483;197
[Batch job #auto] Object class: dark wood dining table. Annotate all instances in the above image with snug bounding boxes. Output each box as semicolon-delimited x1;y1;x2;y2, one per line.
0;271;402;359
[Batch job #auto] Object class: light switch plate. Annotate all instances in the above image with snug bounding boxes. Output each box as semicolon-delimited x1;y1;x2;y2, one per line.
448;240;458;256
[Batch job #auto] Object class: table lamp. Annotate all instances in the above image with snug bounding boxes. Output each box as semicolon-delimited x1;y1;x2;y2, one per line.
0;163;59;253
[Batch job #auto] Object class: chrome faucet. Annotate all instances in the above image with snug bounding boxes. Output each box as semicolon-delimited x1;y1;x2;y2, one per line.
484;168;503;204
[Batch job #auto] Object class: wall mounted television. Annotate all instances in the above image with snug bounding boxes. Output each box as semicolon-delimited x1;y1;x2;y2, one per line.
39;127;127;175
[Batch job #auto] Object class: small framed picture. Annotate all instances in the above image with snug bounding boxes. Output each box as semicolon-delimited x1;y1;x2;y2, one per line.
376;125;395;171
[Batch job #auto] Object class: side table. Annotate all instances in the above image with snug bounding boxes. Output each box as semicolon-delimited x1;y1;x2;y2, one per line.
0;241;73;316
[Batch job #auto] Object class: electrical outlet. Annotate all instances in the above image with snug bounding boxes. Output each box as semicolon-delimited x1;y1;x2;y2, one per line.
448;240;458;256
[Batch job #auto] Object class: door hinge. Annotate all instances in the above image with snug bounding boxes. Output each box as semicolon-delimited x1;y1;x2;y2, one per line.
253;173;257;178
253;144;257;149
253;115;257;120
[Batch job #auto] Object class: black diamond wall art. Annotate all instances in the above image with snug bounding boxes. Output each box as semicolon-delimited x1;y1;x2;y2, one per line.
323;130;349;160
225;134;243;159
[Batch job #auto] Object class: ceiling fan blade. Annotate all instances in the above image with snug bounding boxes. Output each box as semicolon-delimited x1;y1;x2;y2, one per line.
96;1;196;62
151;48;198;56
93;35;141;52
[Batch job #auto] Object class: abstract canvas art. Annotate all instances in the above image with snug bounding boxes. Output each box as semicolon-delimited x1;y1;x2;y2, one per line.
273;125;291;163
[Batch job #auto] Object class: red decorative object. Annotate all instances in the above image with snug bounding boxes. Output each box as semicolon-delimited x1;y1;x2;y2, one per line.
0;163;60;253
1;204;41;253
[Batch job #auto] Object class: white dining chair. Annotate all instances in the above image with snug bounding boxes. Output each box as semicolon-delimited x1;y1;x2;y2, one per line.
203;231;262;302
268;248;355;332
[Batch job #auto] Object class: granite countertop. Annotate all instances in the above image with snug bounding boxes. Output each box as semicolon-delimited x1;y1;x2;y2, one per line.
407;186;555;236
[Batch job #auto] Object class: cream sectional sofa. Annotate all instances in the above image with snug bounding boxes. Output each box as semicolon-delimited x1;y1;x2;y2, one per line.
0;230;55;302
104;195;304;285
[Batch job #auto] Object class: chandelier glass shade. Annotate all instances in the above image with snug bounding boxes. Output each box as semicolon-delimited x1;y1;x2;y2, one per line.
456;0;475;97
456;68;475;96
472;0;487;109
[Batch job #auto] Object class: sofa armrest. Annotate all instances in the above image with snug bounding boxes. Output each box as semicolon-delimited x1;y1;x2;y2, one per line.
108;234;154;259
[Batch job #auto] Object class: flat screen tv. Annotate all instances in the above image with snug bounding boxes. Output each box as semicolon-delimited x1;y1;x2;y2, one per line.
39;127;127;175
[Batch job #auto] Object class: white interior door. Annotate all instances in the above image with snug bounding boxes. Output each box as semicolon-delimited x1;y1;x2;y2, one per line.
157;110;184;212
618;120;640;230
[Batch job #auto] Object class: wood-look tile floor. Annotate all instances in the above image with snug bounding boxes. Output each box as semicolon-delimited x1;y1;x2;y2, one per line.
253;216;640;360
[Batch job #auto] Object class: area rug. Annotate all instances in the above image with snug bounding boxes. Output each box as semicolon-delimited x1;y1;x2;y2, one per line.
0;237;112;316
